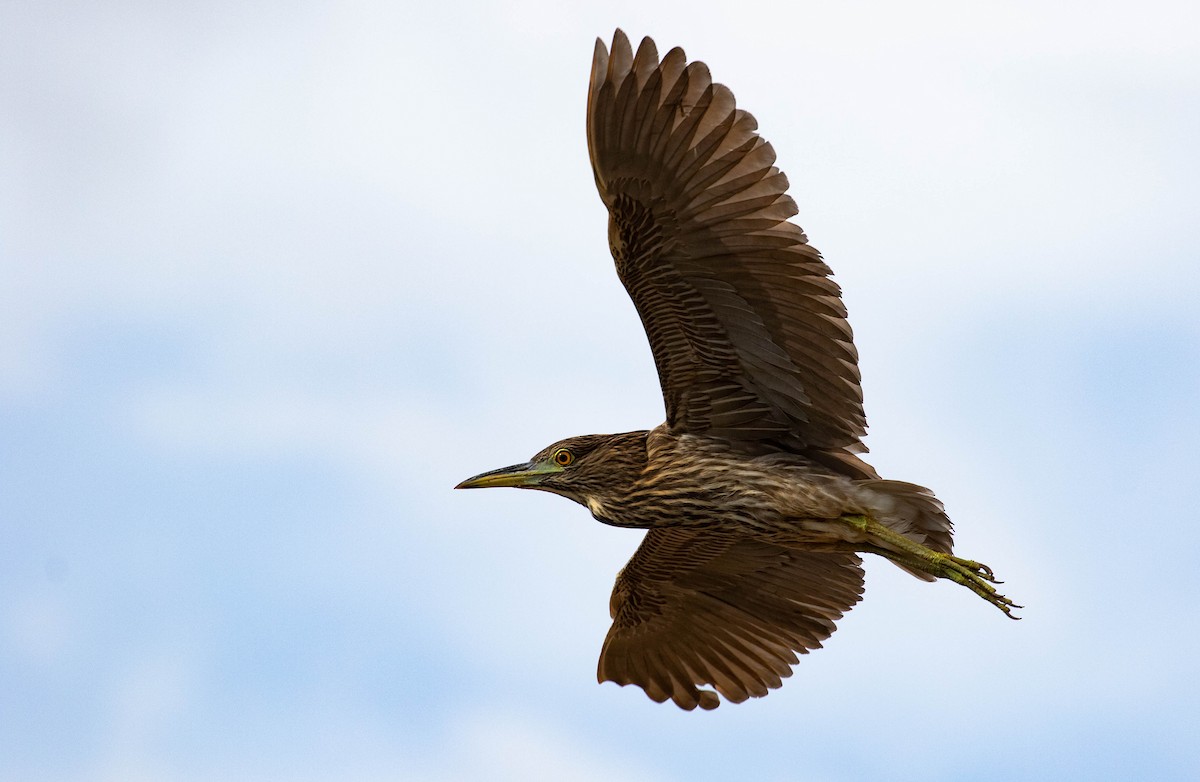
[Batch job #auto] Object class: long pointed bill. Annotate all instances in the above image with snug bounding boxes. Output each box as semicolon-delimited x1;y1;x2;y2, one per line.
454;460;562;490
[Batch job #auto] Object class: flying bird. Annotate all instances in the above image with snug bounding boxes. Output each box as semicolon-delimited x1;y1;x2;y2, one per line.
457;29;1018;711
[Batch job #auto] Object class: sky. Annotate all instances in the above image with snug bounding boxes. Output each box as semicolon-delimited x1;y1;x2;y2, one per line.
2;1;1198;779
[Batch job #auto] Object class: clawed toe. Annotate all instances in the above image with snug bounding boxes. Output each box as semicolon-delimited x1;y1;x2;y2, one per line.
941;555;1021;619
949;555;1000;584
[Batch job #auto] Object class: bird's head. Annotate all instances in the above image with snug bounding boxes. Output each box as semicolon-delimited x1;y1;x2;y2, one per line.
455;431;648;512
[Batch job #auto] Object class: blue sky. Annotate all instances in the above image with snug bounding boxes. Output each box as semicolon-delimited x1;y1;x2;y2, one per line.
3;1;1198;779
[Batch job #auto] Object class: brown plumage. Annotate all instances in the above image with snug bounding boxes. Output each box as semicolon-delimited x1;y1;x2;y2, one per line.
457;29;1018;711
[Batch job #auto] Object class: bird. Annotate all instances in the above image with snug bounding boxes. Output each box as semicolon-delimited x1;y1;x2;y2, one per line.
456;29;1019;711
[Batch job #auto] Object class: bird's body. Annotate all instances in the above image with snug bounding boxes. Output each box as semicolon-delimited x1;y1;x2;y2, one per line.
457;30;1018;710
537;427;929;546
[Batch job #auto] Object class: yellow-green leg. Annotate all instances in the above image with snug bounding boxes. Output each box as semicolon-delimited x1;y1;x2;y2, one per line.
843;514;1021;619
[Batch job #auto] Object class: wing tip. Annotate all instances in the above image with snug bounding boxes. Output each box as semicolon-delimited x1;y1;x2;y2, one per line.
598;670;724;712
591;36;609;87
611;27;630;51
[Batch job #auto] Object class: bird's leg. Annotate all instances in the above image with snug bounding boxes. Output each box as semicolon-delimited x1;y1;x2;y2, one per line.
842;514;1021;619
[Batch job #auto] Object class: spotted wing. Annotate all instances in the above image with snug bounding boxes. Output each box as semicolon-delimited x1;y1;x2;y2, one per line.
597;528;864;709
588;30;865;458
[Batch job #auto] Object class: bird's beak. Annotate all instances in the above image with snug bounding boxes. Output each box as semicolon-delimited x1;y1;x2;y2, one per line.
454;460;562;490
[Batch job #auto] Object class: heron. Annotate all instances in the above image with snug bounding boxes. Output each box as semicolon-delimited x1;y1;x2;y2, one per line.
456;29;1018;711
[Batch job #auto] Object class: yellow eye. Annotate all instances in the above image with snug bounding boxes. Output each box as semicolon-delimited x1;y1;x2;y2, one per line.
553;448;574;466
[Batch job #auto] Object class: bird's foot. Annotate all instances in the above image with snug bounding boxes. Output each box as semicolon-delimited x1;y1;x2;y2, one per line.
843;514;1021;620
935;553;1022;620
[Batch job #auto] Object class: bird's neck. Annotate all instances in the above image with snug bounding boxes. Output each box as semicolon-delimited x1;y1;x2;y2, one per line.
578;430;652;528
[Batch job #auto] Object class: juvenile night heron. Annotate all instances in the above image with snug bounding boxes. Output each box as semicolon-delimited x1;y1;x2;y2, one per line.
457;30;1019;711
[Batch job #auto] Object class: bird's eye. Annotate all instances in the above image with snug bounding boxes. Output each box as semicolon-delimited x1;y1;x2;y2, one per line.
553;448;574;466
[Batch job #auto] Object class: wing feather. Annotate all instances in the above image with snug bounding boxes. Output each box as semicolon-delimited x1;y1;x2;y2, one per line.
588;30;867;459
597;528;864;709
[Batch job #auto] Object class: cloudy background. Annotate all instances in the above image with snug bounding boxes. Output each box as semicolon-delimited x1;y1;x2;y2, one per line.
3;1;1198;779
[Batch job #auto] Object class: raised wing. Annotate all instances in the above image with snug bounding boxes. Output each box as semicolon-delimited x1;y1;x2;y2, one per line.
588;30;866;458
598;528;864;709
